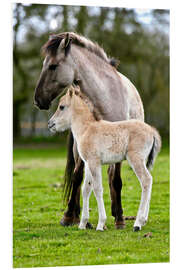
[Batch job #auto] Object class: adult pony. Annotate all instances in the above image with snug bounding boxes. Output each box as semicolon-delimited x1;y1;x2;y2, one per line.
34;32;144;228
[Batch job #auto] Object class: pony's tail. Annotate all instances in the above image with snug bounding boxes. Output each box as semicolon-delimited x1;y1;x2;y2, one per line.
146;128;162;170
63;131;75;203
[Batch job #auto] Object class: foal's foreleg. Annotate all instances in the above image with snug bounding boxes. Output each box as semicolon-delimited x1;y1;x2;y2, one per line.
79;165;93;229
127;153;153;231
88;163;107;231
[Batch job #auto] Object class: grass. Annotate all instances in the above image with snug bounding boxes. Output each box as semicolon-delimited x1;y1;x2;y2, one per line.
13;140;169;268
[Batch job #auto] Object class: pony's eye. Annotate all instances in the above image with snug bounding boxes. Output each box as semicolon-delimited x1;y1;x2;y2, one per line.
59;105;65;111
49;64;58;71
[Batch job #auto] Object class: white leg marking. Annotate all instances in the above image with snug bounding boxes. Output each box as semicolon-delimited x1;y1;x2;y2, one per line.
127;153;153;230
88;163;107;231
79;164;93;229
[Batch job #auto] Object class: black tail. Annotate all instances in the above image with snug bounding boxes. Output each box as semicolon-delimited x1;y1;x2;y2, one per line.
63;131;75;203
146;129;162;170
146;137;155;169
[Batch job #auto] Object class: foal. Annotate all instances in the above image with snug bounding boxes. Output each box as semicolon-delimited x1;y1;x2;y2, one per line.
48;86;161;231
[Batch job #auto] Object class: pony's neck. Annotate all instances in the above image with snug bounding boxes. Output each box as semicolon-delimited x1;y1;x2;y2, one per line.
71;45;116;119
71;46;106;97
70;96;95;141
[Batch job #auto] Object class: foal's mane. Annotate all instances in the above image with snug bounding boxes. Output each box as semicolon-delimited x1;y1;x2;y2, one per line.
69;86;102;121
42;32;118;68
77;91;102;121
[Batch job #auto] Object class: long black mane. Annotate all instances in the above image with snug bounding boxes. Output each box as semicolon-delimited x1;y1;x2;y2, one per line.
42;32;119;68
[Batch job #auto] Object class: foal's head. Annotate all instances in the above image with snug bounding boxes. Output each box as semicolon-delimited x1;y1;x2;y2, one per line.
48;86;82;133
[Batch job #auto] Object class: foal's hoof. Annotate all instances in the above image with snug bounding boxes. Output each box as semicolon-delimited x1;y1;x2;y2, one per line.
86;222;93;229
96;227;104;231
133;226;141;232
115;220;126;229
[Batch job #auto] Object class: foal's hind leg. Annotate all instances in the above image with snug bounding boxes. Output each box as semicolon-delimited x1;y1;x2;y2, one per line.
108;163;125;229
127;152;153;231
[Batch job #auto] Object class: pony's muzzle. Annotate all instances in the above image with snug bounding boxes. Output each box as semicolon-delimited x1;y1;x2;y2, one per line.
34;95;51;110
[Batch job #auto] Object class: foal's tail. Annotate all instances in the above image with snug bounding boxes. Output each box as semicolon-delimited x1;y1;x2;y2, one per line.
63;131;75;203
146;128;162;170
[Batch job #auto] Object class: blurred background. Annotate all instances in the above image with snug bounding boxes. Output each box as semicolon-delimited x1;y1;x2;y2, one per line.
13;3;169;143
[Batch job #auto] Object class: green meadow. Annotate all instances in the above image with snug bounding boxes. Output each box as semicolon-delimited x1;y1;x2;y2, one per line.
13;140;169;268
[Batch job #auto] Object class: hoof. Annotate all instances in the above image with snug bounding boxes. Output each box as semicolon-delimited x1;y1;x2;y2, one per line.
79;224;86;230
60;216;80;227
86;222;93;229
133;226;141;232
115;220;125;229
96;227;104;231
60;217;73;227
73;217;80;225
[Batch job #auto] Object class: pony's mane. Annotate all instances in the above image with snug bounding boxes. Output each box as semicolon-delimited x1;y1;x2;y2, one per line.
42;32;119;68
77;91;102;121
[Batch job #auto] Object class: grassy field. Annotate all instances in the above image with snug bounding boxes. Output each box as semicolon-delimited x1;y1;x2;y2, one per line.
13;140;169;268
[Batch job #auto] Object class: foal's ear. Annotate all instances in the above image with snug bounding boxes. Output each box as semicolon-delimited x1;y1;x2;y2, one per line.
60;33;72;56
68;88;73;97
74;86;80;96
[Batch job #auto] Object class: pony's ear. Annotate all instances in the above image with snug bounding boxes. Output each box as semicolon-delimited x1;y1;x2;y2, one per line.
110;58;120;69
59;33;72;56
49;34;55;40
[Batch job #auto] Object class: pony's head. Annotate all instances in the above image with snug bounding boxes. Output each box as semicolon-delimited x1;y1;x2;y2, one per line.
34;32;119;110
34;33;76;110
48;86;81;133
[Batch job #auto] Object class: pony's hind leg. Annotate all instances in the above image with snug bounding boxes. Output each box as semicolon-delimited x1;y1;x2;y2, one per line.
88;162;107;231
127;152;153;231
79;164;93;229
108;163;125;229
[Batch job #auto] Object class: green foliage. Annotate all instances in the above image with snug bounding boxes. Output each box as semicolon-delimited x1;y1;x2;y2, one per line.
13;143;169;267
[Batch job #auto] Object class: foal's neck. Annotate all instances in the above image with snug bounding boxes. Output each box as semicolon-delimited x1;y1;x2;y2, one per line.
71;96;95;141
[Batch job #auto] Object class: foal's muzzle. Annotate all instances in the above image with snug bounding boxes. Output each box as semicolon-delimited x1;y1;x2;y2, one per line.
48;120;55;130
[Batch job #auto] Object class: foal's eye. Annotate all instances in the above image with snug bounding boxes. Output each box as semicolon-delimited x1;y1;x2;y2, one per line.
49;64;58;71
59;105;65;111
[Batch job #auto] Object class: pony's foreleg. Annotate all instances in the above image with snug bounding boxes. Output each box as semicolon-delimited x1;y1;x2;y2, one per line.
61;159;84;226
108;163;125;229
79;164;93;229
127;152;153;231
60;134;84;226
88;162;107;231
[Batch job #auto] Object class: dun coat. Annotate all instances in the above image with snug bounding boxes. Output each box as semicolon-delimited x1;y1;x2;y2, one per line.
48;86;161;231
